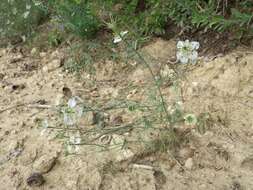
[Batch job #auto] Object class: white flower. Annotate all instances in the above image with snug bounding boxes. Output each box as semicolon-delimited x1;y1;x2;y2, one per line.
67;133;81;153
23;11;30;19
113;31;128;44
68;97;77;108
26;4;32;10
40;128;48;136
176;40;200;64
62;97;83;126
160;65;175;78
33;0;42;6
63;113;75;126
191;41;200;50
42;120;49;128
176;51;188;64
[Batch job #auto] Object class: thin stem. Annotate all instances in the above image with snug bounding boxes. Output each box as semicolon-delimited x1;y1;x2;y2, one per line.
120;35;173;131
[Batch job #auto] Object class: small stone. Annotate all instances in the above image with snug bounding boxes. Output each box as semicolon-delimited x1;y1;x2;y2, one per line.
31;48;37;55
54;93;64;106
26;173;45;187
111;115;123;126
184;158;194;170
0;49;7;57
0;73;4;80
116;148;135;162
51;50;60;59
199;184;207;189
241;157;253;170
178;147;194;159
62;87;72;98
39;52;47;58
47;59;62;71
33;154;57;173
82;112;96;126
42;66;48;73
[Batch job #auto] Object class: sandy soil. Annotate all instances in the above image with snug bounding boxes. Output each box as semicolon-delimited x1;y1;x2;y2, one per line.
0;39;253;190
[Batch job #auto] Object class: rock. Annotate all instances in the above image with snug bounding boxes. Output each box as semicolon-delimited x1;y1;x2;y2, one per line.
115;148;135;162
30;48;37;55
184;158;194;170
39;52;47;58
9;54;23;63
0;49;7;57
54;93;64;106
178;147;195;160
82;112;96;126
20;150;37;166
50;50;61;59
26;173;45;187
33;154;58;173
0;73;4;80
110;115;123;126
42;65;49;73
62;86;72;98
47;59;62;71
241;157;253;170
113;3;123;12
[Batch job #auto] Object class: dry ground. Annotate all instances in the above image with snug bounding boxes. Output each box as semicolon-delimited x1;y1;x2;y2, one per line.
0;38;253;190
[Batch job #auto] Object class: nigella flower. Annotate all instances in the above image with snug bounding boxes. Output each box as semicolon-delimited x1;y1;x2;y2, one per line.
67;133;81;153
62;97;83;126
23;11;30;19
40;119;49;136
176;40;200;64
113;31;128;44
26;4;32;10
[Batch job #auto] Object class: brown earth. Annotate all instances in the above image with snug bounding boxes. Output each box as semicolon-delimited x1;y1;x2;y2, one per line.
0;38;253;190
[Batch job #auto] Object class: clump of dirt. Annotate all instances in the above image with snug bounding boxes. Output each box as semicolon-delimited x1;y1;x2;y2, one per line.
0;38;253;190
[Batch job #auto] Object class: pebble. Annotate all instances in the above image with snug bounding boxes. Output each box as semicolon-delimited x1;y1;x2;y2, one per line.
26;173;45;187
184;158;194;170
39;52;47;58
178;147;195;159
30;48;37;55
47;59;62;71
241;157;253;170
116;148;135;162
33;154;58;173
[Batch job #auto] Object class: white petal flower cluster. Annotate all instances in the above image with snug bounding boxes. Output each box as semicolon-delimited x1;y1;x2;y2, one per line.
176;40;200;64
62;97;83;126
67;132;81;154
40;119;49;136
113;31;128;43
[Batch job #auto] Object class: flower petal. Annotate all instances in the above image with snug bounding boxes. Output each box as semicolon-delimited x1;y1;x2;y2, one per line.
113;36;122;43
190;51;198;63
75;106;83;118
179;56;189;64
68;97;77;108
190;41;200;50
64;113;75;126
120;31;128;36
177;41;184;49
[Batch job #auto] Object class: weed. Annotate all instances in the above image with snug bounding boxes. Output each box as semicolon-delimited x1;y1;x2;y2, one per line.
0;0;47;44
